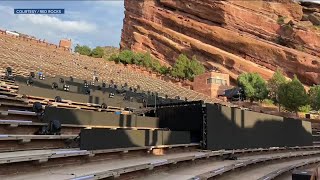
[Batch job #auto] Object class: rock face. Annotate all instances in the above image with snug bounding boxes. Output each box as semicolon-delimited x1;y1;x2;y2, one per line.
121;0;320;85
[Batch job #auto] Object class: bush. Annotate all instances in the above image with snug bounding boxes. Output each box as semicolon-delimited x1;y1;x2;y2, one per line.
108;53;119;62
133;52;144;65
278;75;309;114
171;54;205;80
262;99;274;106
299;105;312;113
159;66;170;75
107;51;205;80
91;46;104;58
309;85;320;110
141;52;153;68
277;16;286;25
151;59;162;72
74;44;91;56
267;69;286;105
118;50;134;64
237;73;268;102
171;54;189;79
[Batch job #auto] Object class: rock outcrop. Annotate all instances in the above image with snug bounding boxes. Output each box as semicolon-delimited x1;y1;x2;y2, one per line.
121;0;320;85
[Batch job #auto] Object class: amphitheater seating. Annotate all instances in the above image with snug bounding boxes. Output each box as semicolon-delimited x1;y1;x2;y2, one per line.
0;146;319;179
0;33;222;104
0;81;320;178
2;32;320;179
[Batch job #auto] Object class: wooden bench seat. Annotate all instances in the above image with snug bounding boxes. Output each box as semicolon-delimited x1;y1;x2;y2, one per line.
0;134;77;141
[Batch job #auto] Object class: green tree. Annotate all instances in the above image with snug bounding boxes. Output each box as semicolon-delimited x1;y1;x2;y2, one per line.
132;52;144;65
151;59;162;73
171;54;205;80
141;52;153;68
237;73;268;102
278;75;309;114
267;69;287;111
108;53;120;63
309;85;320;111
185;56;205;80
171;54;189;79
74;44;91;56
118;50;134;64
91;46;104;58
159;66;170;75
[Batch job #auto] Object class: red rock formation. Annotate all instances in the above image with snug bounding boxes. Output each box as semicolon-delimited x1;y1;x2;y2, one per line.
121;0;320;85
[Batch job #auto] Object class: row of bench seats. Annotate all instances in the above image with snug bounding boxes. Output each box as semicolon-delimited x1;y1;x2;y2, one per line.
0;32;223;105
14;74;187;110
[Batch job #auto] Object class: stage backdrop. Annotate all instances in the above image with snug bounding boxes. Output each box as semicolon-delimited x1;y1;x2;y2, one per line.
205;104;313;150
80;129;191;150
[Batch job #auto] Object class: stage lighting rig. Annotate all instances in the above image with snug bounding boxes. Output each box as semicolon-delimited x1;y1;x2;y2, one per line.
109;92;115;98
39;73;45;80
84;80;89;88
63;84;70;91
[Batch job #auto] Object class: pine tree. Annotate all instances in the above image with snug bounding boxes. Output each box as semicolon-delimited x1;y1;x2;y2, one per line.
278;75;309;115
267;69;287;111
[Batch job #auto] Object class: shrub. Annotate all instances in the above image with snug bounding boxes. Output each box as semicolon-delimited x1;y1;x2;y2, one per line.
91;46;104;58
237;72;269;102
74;44;91;56
277;16;286;25
262;99;274;106
267;69;286;111
118;50;134;64
309;85;320;111
278;75;309;114
171;54;205;80
299;105;312;113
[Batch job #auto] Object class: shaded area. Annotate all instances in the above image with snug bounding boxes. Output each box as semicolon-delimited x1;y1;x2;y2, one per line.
156;101;203;142
206;104;313;150
44;106;159;128
80;129;191;150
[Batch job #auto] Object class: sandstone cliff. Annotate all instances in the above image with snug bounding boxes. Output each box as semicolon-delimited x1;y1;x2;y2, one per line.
121;0;320;85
